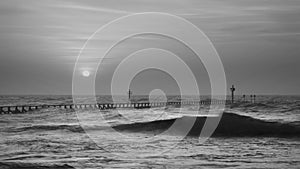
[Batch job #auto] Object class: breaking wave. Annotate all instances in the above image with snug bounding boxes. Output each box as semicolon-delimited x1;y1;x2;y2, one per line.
0;162;74;169
113;112;300;137
5;112;300;138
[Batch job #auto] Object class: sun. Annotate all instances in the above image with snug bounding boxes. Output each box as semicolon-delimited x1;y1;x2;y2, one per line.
82;70;90;77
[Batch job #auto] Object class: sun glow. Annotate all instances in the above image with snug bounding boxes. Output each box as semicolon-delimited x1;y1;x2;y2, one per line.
82;70;90;77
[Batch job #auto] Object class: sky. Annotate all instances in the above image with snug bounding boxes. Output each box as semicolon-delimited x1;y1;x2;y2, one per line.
0;0;299;95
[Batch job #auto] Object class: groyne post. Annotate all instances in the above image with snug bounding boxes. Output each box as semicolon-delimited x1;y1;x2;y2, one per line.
128;89;132;101
7;107;11;113
230;85;236;104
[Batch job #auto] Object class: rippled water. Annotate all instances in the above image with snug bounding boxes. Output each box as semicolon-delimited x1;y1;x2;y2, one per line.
0;95;299;168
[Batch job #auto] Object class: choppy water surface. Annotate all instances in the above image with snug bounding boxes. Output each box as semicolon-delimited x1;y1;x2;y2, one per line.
0;95;299;168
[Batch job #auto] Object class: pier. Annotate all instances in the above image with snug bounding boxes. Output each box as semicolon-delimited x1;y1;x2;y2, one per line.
0;100;229;114
0;85;257;115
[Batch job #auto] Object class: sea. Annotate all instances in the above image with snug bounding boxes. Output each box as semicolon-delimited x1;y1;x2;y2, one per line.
0;95;299;169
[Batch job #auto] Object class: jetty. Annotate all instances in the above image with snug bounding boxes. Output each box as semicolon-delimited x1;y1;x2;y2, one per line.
0;85;254;114
0;100;229;114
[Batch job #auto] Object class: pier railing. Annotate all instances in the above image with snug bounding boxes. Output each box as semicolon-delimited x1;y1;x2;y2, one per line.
0;100;230;114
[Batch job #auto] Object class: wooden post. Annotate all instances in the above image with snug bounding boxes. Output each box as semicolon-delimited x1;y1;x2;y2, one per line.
230;85;236;104
128;89;132;101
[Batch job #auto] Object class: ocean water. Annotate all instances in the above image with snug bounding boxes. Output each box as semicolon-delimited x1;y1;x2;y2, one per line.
0;95;299;169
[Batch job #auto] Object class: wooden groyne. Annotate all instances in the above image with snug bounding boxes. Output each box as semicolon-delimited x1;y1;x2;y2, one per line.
0;100;230;114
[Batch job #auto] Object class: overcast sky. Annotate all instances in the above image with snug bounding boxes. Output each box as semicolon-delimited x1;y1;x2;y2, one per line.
0;0;299;95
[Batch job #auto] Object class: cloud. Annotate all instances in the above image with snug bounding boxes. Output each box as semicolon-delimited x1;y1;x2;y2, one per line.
49;3;131;14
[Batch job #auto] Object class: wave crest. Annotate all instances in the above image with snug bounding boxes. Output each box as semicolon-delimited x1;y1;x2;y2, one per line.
113;112;300;137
